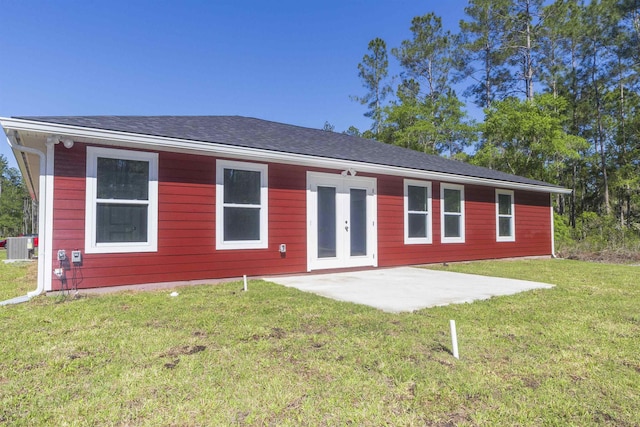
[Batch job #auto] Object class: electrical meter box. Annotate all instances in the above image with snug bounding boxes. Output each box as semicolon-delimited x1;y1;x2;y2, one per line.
71;250;82;263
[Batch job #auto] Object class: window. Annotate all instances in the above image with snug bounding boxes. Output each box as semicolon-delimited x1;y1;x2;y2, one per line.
404;179;432;244
216;159;268;250
440;183;465;243
496;189;515;242
85;147;158;253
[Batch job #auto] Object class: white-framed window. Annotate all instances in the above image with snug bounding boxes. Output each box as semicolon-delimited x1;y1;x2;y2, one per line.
440;183;465;243
85;147;158;254
496;189;515;242
216;159;268;250
404;179;432;244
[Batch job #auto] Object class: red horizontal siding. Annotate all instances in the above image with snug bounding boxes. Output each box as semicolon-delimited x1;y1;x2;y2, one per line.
377;181;551;267
50;142;552;290
51;144;310;290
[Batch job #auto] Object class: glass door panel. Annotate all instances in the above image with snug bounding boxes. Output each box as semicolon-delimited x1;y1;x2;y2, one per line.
349;188;367;256
317;186;337;258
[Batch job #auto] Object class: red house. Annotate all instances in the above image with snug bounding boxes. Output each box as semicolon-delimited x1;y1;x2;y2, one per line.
1;116;569;295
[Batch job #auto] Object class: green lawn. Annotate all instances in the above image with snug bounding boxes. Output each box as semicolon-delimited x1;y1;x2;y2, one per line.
0;250;37;301
1;259;638;426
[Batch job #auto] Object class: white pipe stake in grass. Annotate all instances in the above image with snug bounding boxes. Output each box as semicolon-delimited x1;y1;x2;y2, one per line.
450;320;459;359
243;275;248;292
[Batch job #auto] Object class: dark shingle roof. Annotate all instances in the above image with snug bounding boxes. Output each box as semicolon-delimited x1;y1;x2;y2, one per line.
16;115;559;188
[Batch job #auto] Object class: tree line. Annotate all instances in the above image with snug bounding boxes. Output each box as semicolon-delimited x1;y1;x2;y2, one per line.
350;0;640;244
0;154;32;238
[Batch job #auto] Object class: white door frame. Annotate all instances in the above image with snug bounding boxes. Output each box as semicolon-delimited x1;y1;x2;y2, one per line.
306;171;377;271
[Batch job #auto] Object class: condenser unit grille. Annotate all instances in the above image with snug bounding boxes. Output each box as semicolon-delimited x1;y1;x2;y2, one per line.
6;237;30;260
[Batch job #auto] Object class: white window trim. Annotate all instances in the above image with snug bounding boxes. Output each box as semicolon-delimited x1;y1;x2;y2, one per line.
496;189;516;242
85;147;158;254
440;183;465;244
404;179;432;244
216;159;268;250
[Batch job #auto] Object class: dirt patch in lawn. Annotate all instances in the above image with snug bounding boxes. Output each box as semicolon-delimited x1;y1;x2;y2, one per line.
160;345;206;358
159;345;207;368
559;249;640;264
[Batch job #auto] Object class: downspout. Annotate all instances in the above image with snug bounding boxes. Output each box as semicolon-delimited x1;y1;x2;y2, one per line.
1;131;47;304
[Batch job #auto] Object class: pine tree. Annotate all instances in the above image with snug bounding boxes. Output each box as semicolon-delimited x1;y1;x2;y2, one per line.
352;38;392;136
392;13;453;100
456;0;513;108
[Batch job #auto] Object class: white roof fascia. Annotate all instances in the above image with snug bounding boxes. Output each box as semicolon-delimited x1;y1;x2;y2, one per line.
0;117;572;195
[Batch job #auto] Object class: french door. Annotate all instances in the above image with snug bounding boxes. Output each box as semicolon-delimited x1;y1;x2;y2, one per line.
307;172;377;271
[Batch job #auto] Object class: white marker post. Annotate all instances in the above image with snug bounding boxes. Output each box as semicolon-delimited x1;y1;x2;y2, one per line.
243;275;248;292
450;320;459;359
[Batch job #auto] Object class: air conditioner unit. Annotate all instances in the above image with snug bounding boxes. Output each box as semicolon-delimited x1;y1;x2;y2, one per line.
6;237;30;260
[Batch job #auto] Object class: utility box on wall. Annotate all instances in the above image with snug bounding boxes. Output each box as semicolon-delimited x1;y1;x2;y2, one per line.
6;237;32;260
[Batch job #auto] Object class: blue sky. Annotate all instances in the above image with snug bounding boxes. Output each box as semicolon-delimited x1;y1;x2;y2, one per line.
0;0;472;168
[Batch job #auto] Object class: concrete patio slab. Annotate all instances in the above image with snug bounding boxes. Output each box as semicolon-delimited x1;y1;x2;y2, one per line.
264;266;554;313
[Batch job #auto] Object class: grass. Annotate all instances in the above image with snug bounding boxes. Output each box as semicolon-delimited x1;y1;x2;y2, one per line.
0;250;37;301
1;259;639;426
